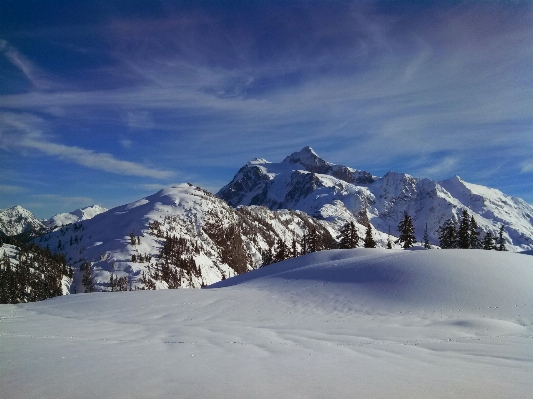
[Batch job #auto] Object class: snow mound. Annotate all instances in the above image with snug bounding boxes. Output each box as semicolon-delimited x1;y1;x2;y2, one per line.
1;249;532;399
211;248;533;318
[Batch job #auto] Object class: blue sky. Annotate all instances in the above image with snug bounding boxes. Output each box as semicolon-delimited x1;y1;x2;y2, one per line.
1;1;532;218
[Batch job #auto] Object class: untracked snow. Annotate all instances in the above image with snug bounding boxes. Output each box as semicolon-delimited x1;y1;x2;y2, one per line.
1;248;532;398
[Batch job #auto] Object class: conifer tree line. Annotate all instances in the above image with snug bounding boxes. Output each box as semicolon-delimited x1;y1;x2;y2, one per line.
141;225;202;290
0;238;73;304
261;220;381;266
261;224;336;266
437;209;507;251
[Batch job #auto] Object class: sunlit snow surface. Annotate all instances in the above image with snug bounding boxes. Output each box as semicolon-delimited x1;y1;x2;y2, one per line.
2;249;533;398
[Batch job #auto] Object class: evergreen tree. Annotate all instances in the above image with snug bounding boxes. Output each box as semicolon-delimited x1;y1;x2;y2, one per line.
438;219;457;249
397;212;416;249
261;248;273;267
307;227;319;253
338;222;351;249
1;241;70;304
458;209;471;249
0;252;12;303
482;231;496;250
469;216;481;249
496;225;507;251
129;231;136;245
338;222;359;249
300;233;308;255
81;261;94;293
387;227;393;249
291;238;298;258
364;225;377;248
423;223;431;249
274;238;289;263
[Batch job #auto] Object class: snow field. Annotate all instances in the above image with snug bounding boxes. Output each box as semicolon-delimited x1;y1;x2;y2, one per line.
1;248;532;398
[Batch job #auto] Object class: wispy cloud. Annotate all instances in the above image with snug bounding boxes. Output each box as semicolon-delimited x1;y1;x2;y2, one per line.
124;110;154;130
119;139;133;149
0;2;532;201
521;161;533;173
0;112;173;179
411;157;459;180
1;5;530;166
0;40;51;89
22;138;173;179
0;184;27;194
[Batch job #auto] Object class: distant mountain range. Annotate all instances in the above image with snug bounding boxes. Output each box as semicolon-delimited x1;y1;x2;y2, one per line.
219;146;533;251
43;205;108;230
1;146;532;292
0;204;108;240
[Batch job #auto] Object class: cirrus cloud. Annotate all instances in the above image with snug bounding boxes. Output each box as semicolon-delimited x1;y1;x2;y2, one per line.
0;112;173;179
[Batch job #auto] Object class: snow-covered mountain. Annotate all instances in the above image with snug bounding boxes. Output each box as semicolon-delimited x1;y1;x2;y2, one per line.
0;205;46;238
44;205;108;230
218;146;533;251
0;204;107;240
36;183;334;292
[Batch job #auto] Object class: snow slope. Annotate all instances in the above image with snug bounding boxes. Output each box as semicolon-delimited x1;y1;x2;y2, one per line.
218;147;533;251
1;249;532;399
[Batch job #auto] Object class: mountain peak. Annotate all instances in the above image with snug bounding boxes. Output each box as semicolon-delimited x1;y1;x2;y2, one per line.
0;205;45;237
6;205;30;214
283;146;331;174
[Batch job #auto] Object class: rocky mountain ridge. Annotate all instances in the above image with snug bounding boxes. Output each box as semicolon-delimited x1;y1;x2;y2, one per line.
0;205;47;238
33;184;334;292
218;147;533;251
